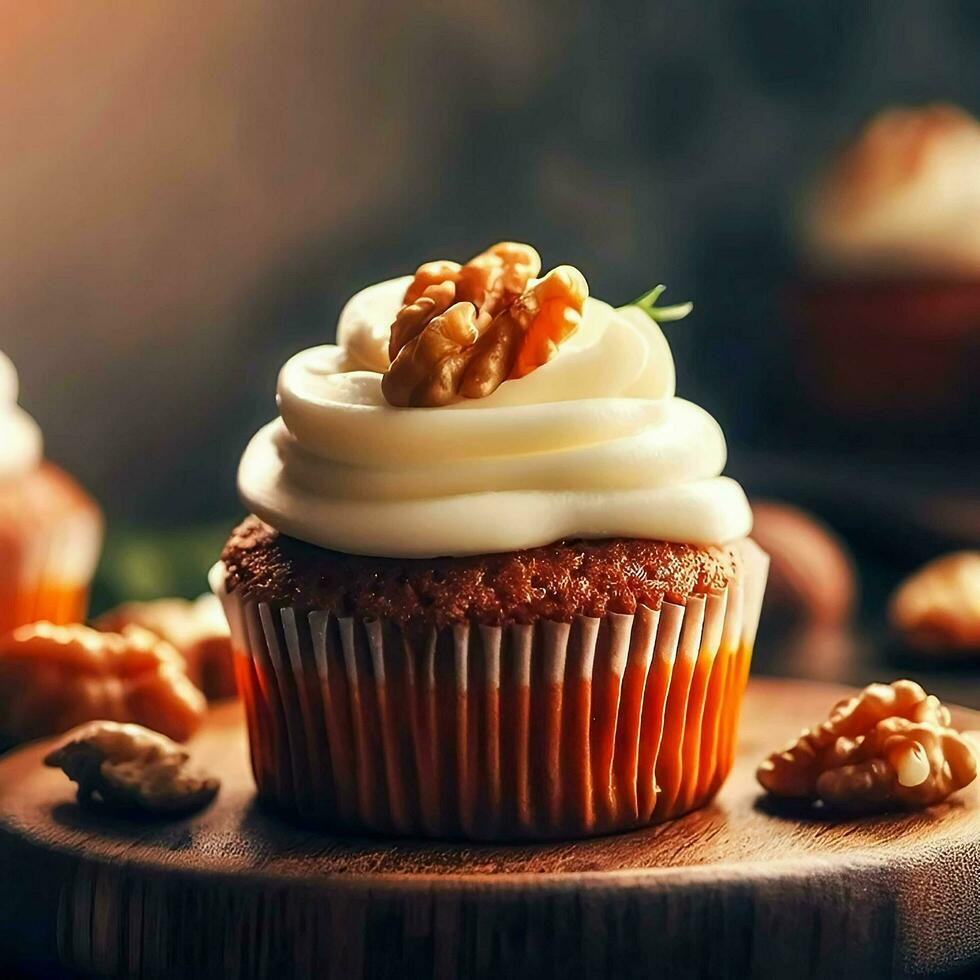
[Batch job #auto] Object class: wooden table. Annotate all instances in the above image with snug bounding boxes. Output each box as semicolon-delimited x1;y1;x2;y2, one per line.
1;677;979;979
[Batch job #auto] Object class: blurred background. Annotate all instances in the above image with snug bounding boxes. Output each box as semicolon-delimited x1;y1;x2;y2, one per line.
1;2;979;693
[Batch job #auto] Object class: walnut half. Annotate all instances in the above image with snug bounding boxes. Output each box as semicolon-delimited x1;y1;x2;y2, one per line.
816;717;978;810
45;721;219;816
757;680;977;811
94;594;236;700
0;622;206;745
889;551;980;655
382;242;588;407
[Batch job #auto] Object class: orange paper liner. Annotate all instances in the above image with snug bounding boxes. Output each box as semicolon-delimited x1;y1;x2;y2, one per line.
212;539;768;840
0;466;103;635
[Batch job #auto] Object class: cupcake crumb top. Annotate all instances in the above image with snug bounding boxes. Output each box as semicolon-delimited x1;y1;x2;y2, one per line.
221;516;740;630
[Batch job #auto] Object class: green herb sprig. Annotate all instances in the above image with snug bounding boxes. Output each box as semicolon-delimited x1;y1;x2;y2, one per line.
628;284;693;323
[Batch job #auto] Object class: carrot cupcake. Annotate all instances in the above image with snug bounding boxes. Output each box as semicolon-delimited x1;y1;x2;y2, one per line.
0;351;102;633
212;243;767;840
793;104;980;439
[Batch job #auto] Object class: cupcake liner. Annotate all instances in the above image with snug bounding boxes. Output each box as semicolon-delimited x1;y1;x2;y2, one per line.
211;539;768;840
0;469;103;634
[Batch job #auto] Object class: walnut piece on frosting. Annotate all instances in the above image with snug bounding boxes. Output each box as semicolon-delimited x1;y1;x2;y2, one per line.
382;242;587;407
0;622;206;744
889;552;980;655
757;680;977;811
45;721;219;815
95;594;236;699
400;241;541;325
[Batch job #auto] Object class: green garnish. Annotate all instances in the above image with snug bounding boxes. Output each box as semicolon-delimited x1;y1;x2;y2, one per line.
628;284;693;323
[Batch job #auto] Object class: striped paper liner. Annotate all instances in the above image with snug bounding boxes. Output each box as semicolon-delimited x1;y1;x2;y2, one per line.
211;538;768;841
0;464;103;635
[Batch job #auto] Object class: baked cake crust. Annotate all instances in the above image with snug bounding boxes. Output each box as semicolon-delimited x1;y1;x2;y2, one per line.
221;516;741;629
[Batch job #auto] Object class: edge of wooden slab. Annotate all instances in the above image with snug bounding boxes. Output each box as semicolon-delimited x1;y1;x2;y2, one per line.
2;677;980;979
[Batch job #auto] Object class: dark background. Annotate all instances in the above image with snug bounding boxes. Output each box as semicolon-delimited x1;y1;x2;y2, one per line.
1;2;978;671
3;1;978;522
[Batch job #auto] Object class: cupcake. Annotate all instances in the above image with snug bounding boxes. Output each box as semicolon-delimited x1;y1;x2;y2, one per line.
792;104;980;444
212;242;767;840
0;351;102;634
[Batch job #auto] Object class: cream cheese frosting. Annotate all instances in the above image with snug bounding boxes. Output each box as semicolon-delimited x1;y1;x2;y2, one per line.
804;104;980;276
238;275;752;558
0;351;43;483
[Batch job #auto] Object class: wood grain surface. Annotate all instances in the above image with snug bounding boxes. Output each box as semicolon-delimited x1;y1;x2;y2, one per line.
1;677;978;980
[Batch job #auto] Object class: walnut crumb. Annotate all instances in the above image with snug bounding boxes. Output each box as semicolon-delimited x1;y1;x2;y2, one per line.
45;721;219;815
382;242;587;407
757;680;977;811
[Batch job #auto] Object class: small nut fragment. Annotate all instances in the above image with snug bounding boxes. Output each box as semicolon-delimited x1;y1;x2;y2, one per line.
889;552;980;654
0;622;206;744
757;680;977;811
95;594;236;700
45;721;219;815
382;242;586;407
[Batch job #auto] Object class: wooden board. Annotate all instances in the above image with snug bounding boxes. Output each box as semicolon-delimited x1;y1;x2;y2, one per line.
1;677;979;980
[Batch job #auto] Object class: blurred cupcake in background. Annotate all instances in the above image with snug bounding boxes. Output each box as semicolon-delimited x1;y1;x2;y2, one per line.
791;104;980;445
0;351;102;633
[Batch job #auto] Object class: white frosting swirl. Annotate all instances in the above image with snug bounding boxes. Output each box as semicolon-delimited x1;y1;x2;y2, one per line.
0;351;43;483
239;277;752;557
805;104;980;276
